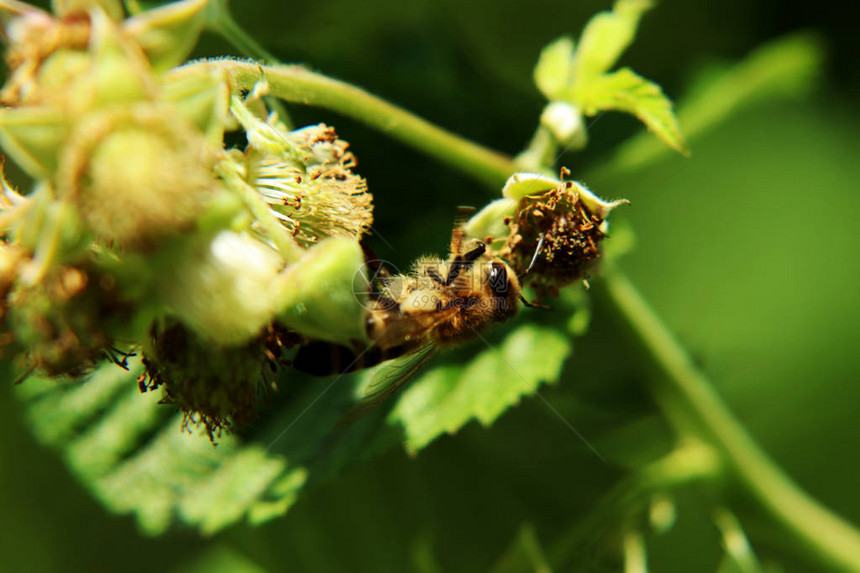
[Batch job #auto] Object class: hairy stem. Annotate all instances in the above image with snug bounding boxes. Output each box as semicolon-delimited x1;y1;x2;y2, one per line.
597;267;860;571
204;2;294;127
175;60;515;188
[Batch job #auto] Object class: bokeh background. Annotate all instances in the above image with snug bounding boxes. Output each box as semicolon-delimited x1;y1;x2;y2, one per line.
1;0;858;571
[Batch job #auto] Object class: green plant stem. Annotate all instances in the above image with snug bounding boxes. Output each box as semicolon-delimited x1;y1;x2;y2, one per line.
205;0;280;64
182;58;860;569
597;266;860;572
203;1;294;128
176;60;515;188
515;125;559;173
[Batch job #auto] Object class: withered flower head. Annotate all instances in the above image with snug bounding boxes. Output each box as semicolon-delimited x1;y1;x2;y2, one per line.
499;169;627;297
139;321;299;441
5;263;132;377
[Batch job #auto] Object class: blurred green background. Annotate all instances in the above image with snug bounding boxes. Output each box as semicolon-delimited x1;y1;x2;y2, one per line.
2;0;859;571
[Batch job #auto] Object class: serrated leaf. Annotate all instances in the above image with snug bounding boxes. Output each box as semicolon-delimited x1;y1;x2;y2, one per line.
178;445;289;535
389;324;571;454
16;313;579;534
15;355;395;535
576;67;688;155
572;0;653;83
534;36;576;100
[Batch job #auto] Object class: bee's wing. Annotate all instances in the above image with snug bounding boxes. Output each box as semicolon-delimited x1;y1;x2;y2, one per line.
339;343;439;424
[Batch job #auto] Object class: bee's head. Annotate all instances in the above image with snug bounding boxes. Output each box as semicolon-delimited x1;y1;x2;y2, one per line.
486;258;521;319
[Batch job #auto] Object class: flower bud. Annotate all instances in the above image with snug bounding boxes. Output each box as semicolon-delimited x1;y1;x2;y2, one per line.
0;106;68;178
160;66;231;146
277;237;369;345
540;101;587;148
159;230;286;346
59;105;216;249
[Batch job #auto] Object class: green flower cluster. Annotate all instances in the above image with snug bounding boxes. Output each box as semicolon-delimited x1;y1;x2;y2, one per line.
0;0;373;436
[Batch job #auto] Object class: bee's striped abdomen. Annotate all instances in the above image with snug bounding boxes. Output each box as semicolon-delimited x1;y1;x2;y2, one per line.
293;340;410;376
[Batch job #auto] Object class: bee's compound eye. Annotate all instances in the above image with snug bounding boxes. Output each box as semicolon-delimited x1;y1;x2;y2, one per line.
488;262;509;297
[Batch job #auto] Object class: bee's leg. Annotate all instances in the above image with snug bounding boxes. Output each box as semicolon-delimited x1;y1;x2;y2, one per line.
444;241;485;285
425;266;446;285
519;294;551;310
462;241;486;262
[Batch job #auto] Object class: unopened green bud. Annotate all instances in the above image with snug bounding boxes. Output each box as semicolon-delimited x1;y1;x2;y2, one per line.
278;237;369;345
160;230;286;346
649;494;677;534
78;8;154;108
59;105;216;248
540;101;587;148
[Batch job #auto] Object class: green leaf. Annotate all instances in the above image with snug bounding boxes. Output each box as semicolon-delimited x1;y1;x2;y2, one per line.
533;36;576;100
15;308;579;534
389;323;572;454
576;67;688;155
572;0;653;83
598;33;824;175
14;359;294;535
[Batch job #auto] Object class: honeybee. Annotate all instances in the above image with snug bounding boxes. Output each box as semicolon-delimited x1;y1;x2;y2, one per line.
293;224;525;414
